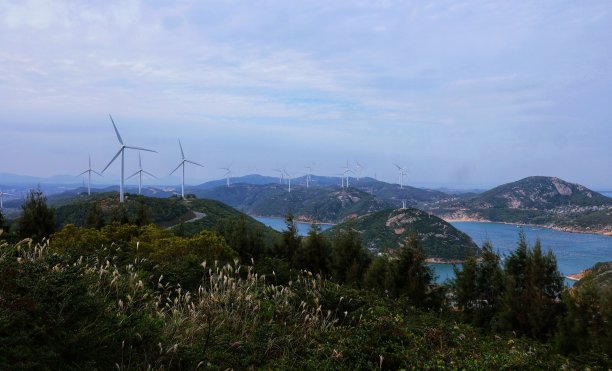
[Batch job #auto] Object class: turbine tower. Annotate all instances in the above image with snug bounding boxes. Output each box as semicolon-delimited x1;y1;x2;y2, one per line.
274;169;284;184
77;155;103;196
219;163;232;187
342;161;354;188
170;139;204;199
102;115;157;203
0;190;14;210
127;153;157;195
283;169;292;192
393;163;408;189
354;161;363;181
305;166;312;189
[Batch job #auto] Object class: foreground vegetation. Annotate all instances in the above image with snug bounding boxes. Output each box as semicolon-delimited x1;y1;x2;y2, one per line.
0;190;610;369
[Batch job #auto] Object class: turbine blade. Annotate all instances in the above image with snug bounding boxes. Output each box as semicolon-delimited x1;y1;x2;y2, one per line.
142;170;157;179
186;160;204;167
139;153;142;169
102;148;123;173
92;170;104;177
169;162;183;175
126;171;140;180
89;155;91;168
109;114;124;145
77;170;89;176
124;145;157;153
393;163;401;170
178;139;185;159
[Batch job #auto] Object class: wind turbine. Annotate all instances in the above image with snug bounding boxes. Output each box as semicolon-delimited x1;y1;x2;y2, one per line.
354;161;363;181
274;169;284;184
0;190;14;210
219;163;232;187
102;115;157;203
342;161;354;188
283;169;292;192
305;166;312;189
393;163;408;189
127;153;157;195
170;139;204;199
77;155;103;196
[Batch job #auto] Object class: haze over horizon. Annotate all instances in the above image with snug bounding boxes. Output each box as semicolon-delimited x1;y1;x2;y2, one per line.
2;1;611;189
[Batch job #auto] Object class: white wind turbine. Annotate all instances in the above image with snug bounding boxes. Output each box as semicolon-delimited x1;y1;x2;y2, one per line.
0;190;14;210
342;161;354;188
283;169;292;192
170;139;204;199
127;153;157;195
354;161;363;181
219;163;232;187
274;168;284;184
393;163;408;189
77;155;103;196
102;115;157;203
305;166;312;189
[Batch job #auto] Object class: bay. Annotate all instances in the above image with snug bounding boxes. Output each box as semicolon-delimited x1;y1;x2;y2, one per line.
253;216;612;284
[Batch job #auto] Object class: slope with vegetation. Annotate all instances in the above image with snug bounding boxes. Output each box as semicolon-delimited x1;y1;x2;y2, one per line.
424;176;612;234
325;208;480;260
196;184;392;223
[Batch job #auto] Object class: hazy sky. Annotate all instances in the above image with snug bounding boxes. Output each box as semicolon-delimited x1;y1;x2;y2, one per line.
1;0;611;189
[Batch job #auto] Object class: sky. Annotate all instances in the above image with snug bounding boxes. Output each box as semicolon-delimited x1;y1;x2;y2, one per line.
1;0;611;189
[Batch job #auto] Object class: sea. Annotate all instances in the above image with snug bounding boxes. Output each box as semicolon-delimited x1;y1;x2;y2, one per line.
253;216;612;285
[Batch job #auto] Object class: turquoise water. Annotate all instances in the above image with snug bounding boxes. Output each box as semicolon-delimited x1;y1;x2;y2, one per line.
253;216;612;284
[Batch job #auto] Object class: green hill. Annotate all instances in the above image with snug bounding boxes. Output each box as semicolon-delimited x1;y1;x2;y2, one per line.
325;208;480;260
52;192;280;242
424;177;612;234
575;261;612;290
196;184;393;223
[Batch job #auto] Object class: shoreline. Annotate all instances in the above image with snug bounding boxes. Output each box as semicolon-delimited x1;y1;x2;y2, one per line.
249;214;335;226
442;217;612;237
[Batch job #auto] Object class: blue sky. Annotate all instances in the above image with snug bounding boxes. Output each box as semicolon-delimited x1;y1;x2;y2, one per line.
1;0;611;188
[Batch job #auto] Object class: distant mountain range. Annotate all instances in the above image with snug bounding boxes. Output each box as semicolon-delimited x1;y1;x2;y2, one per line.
4;172;612;235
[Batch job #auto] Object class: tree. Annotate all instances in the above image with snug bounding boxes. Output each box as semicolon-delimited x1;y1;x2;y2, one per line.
216;214;265;262
364;256;392;293
496;233;564;339
109;204;130;225
85;202;105;229
453;241;504;327
329;226;370;286
17;189;55;241
133;198;152;226
293;224;330;275
278;213;301;265
388;234;433;305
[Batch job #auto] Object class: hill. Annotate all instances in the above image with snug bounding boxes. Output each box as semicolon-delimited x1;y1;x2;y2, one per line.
424;176;612;234
51;192;280;242
575;261;612;290
195;184;393;223
325;208;480;260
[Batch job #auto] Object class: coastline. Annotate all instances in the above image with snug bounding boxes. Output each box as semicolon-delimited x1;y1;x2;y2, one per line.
442;217;612;237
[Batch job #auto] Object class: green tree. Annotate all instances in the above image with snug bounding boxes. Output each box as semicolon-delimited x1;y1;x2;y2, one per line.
216;214;265;262
278;213;301;264
85;202;105;229
453;241;504;327
293;223;330;275
330;226;370;286
0;208;6;232
109;204;130;225
133;198;152;226
364;256;392;293
496;233;564;339
388;234;433;305
17;189;55;241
